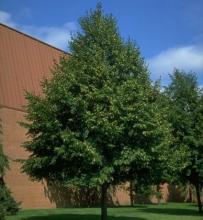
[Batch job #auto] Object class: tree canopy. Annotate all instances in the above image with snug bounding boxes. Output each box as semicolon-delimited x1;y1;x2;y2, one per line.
21;4;172;220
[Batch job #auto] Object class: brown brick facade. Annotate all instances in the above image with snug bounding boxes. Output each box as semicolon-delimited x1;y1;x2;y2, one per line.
0;23;64;208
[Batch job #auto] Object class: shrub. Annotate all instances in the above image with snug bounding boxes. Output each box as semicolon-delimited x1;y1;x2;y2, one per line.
0;183;20;220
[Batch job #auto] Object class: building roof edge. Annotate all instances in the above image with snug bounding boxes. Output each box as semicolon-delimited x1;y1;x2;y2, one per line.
0;23;70;55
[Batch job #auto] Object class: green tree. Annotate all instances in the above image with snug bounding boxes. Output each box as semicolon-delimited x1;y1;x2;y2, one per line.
0;143;8;184
0;120;19;220
165;69;203;212
21;4;171;220
128;81;186;206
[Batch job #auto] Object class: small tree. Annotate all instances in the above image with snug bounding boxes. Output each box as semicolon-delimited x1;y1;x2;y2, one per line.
166;69;203;212
0;120;19;220
128;81;187;206
21;4;171;220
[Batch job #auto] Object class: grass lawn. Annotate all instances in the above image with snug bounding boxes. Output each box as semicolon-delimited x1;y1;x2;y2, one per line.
6;203;203;220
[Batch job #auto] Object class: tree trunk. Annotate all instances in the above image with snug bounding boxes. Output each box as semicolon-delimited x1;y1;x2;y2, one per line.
156;185;161;204
130;180;134;206
195;183;202;213
188;184;192;203
101;183;108;220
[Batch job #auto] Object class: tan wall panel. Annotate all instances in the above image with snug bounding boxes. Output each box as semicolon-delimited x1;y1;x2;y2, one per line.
0;24;64;110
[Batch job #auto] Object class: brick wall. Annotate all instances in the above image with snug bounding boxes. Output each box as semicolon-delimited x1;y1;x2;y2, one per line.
1;107;55;208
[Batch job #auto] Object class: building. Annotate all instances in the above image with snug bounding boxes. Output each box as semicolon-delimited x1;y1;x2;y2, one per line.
1;23;180;209
0;23;64;208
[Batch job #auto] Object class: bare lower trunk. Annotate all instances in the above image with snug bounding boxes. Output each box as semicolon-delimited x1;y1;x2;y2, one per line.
101;183;108;220
188;185;192;203
130;180;134;206
195;183;202;213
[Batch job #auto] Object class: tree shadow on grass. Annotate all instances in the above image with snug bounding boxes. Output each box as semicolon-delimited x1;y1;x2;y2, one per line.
187;203;199;207
137;207;203;216
109;205;148;208
23;214;145;220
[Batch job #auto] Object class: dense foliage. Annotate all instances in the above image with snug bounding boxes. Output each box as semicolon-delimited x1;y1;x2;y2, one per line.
165;69;203;212
0;185;19;220
21;4;172;220
0;122;19;220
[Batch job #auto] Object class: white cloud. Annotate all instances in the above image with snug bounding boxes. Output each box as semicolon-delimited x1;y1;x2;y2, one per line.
0;10;17;28
148;45;203;84
0;10;76;50
20;23;76;50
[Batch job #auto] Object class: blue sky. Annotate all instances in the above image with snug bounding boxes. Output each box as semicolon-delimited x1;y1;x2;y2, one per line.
0;0;203;85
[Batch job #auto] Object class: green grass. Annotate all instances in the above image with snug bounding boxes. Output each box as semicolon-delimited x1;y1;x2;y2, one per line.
6;203;203;220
